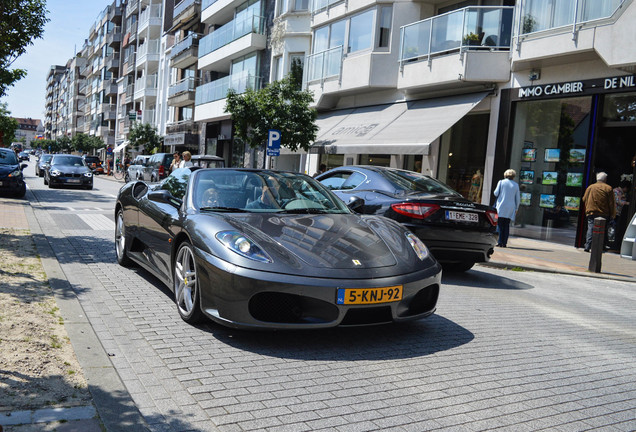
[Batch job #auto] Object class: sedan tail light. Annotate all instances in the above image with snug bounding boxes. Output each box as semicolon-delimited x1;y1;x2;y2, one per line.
391;203;440;219
485;210;498;226
158;165;165;177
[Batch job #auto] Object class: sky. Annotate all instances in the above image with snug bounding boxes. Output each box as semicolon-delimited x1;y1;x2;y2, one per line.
1;0;114;120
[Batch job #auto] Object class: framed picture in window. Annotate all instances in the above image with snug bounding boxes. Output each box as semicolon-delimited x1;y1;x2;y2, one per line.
542;171;558;185
520;170;534;184
566;172;583;187
540;194;556;208
520;192;532;206
544;148;560;163
522;148;537;162
564;196;581;211
569;149;586;163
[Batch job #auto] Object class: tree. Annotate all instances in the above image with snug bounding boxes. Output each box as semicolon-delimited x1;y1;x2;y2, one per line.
129;121;162;154
0;0;49;97
225;65;317;154
72;134;102;153
0;102;18;146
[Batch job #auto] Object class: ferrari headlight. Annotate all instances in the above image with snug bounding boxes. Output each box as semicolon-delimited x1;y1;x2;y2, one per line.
83;172;93;177
8;169;22;177
216;231;272;263
405;232;429;261
50;170;61;177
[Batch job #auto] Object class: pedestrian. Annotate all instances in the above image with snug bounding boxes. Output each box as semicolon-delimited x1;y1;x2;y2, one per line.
582;172;616;252
182;151;193;167
493;168;520;248
170;152;182;172
313;164;327;177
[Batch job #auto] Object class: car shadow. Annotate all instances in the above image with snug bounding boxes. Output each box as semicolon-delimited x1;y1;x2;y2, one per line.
131;266;475;361
442;267;534;290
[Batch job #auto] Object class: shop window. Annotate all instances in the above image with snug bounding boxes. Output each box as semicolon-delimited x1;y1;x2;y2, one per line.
359;154;390;166
509;97;592;245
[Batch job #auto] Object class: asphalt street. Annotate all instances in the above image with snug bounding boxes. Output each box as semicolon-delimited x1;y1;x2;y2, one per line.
8;162;636;431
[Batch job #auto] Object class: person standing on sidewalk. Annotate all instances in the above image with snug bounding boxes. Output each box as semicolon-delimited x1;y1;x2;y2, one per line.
493;169;520;248
582;172;616;252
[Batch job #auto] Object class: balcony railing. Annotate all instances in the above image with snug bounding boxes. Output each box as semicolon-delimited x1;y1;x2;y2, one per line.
199;13;265;57
305;45;343;83
137;39;160;60
310;0;342;14
398;6;514;65
174;0;200;19
139;4;162;28
169;77;198;98
517;0;625;36
202;0;218;11
135;74;158;91
195;71;261;105
126;0;139;17
170;33;200;59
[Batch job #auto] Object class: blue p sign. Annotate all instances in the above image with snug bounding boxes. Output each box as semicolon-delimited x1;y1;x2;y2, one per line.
267;129;281;156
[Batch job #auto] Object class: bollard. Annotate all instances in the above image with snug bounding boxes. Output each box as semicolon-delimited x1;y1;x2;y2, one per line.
588;217;606;273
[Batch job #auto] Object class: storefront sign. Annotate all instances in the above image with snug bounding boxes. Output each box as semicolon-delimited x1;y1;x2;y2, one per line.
165;133;185;146
516;74;636;100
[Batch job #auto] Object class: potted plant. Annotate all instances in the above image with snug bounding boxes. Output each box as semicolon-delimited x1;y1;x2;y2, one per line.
462;32;481;46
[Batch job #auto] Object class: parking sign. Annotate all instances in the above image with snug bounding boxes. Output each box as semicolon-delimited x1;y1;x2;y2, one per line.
267;129;281;156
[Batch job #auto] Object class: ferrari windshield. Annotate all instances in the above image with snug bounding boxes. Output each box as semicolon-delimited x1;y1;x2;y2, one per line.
193;169;351;213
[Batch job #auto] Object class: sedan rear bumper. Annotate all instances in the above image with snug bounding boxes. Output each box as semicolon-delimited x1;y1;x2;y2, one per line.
408;225;497;264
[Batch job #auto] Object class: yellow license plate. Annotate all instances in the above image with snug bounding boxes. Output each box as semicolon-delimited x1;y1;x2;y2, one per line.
337;286;403;305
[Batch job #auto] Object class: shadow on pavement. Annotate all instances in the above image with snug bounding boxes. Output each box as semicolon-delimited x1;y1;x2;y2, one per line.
443;268;534;290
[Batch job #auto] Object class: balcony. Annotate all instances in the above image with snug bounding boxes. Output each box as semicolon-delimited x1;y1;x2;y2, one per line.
141;109;156;124
105;79;118;96
168;77;198;107
127;22;138;43
512;0;633;72
134;74;158;100
170;33;200;69
198;14;266;72
108;4;122;23
397;6;513;93
195;71;261;121
102;104;118;120
136;39;160;68
126;0;139;17
138;4;162;34
173;0;201;29
166;118;197;134
125;83;135;103
105;53;119;72
107;28;122;47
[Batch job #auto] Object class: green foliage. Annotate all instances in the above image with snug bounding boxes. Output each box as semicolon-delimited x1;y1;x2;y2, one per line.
225;72;317;153
71;134;102;153
0;102;18;145
0;0;49;97
129;121;162;154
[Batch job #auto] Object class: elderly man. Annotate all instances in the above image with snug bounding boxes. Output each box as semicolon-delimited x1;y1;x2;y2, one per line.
582;172;616;252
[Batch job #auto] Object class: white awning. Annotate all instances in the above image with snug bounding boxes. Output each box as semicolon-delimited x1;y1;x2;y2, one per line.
313;92;490;155
113;141;129;153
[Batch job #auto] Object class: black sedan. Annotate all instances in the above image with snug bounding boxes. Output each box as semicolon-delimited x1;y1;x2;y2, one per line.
44;154;93;189
0;148;27;197
115;168;441;329
18;151;30;161
37;154;53;177
317;166;498;272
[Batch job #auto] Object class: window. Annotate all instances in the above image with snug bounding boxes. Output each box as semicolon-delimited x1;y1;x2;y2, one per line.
349;10;374;52
319;171;367;190
294;0;308;11
378;6;392;48
272;56;282;81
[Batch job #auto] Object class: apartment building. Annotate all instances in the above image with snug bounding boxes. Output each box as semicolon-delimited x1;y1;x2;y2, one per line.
13;118;44;148
44;65;67;139
273;0;634;249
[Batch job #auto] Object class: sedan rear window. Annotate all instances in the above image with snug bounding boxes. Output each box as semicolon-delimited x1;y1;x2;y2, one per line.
382;169;460;195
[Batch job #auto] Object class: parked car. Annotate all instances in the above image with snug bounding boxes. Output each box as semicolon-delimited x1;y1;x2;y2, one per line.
18;151;30;161
36;154;53;177
316;166;498;272
126;155;150;182
115;167;441;329
0;148;27;197
190;154;225;168
82;155;105;175
142;152;174;182
44;154;93;190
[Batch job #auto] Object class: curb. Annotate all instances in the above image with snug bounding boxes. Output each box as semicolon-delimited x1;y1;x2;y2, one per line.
479;260;636;282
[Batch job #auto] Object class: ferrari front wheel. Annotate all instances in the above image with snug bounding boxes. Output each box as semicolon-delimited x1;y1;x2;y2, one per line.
174;242;204;324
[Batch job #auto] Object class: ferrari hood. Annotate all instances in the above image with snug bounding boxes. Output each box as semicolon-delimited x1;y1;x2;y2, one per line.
221;213;399;270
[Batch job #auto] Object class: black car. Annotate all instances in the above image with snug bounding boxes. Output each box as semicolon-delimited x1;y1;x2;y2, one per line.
115;168;441;329
44;154;93;190
143;152;174;182
0;148;27;197
37;154;53;177
18;151;30;161
317;166;498;272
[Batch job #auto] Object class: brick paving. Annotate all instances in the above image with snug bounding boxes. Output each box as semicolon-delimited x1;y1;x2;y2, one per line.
2;187;636;431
